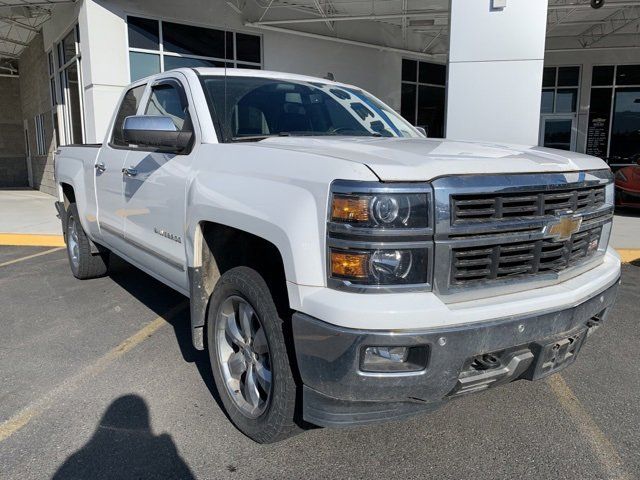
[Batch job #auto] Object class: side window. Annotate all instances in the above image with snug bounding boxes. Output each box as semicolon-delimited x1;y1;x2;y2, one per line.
111;84;146;146
144;83;190;130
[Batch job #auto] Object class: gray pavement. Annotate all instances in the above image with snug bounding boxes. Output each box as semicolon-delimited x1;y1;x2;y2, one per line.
0;247;638;480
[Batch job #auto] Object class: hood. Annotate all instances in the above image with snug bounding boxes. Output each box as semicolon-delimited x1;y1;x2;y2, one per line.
257;137;609;181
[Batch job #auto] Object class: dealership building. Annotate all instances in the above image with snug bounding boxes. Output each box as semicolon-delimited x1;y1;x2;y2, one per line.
0;0;639;195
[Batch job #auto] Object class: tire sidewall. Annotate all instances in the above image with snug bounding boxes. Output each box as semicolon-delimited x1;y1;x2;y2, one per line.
207;267;297;442
65;204;81;277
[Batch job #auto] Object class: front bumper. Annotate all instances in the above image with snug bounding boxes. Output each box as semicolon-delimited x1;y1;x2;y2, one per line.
292;277;620;427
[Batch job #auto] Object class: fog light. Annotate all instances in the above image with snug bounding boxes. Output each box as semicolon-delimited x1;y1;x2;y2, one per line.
361;346;428;373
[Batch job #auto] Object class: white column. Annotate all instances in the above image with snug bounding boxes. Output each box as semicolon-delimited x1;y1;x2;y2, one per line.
445;0;548;145
79;1;129;144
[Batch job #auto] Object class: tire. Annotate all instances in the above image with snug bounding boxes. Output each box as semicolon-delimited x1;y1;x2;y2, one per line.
65;203;109;279
207;266;300;443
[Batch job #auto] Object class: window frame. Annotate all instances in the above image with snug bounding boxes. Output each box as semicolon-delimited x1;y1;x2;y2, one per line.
400;58;447;137
126;15;263;82
588;63;640;166
540;65;581;115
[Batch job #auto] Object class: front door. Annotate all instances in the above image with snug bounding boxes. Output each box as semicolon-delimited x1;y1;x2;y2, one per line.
122;75;196;292
95;83;147;251
539;115;576;151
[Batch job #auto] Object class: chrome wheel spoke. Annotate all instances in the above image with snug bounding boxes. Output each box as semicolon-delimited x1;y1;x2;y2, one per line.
253;326;268;355
244;363;261;411
255;358;272;392
224;311;245;347
227;351;246;380
238;301;253;343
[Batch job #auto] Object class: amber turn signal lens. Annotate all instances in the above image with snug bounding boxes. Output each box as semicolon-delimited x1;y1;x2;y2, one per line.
330;251;368;279
331;196;369;223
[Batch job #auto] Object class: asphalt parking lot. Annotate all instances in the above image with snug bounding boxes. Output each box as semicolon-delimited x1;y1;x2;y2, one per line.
0;246;638;480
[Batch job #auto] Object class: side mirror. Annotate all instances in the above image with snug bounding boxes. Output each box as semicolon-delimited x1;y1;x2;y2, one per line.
123;115;193;153
415;126;428;137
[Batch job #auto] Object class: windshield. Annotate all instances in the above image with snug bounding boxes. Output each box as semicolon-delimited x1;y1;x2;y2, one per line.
201;76;422;142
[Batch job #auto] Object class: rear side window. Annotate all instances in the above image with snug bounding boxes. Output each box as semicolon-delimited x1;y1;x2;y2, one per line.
111;84;146;146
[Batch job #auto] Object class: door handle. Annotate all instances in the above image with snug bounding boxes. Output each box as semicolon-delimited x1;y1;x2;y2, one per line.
122;167;138;177
95;162;106;173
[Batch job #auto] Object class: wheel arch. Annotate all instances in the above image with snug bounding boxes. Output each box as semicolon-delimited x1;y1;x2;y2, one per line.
189;220;291;350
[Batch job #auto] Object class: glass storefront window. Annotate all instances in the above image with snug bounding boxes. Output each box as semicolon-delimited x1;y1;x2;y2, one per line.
610;88;640;164
129;52;160;82
127;17;262;82
539;66;579;114
400;59;446;137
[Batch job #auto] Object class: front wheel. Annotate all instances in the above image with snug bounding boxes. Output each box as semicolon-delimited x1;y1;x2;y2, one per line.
207;267;299;443
65;203;109;279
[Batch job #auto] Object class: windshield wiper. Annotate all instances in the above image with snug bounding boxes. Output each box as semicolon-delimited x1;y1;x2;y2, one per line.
231;133;290;142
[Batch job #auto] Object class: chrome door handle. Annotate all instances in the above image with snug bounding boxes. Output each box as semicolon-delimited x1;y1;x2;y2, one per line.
95;162;106;173
122;167;138;177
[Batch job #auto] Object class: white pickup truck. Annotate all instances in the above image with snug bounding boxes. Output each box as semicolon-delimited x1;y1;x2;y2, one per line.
54;68;621;443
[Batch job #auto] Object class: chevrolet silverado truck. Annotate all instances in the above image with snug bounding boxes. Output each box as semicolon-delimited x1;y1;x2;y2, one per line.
54;68;621;443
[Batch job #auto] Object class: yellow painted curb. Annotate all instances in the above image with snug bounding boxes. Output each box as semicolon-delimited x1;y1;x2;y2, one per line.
617;249;640;264
0;233;65;247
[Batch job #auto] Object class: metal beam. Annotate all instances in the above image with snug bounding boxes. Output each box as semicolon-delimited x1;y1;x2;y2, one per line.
0;16;39;32
252;11;448;26
549;1;640;9
245;22;445;58
0;51;20;58
0;34;29;47
578;6;640;48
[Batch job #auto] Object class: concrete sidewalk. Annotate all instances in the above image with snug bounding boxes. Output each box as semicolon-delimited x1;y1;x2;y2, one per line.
0;189;63;246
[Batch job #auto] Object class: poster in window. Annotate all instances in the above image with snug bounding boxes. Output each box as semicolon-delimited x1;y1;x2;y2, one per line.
586;88;612;160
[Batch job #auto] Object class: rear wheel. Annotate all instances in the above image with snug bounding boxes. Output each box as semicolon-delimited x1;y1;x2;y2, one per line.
207;267;299;443
65;203;109;279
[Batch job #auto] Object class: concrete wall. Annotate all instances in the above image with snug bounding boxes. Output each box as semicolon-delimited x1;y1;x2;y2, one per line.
0;76;28;187
19;33;57;196
545;48;640;155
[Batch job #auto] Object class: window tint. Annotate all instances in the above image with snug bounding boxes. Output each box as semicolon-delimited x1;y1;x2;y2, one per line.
542;67;556;88
145;83;189;130
61;31;76;65
112;85;146;146
128;17;159;50
616;65;640;86
557;66;580;87
592;66;615;86
129;52;160;82
164;56;226;70
236;33;261;63
402;59;417;82
163;22;226;58
419;62;446;86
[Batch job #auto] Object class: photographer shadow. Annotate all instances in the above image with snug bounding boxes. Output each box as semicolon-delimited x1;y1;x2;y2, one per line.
52;394;196;480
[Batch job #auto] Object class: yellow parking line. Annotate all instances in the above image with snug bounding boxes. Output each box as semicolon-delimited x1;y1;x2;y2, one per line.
616;249;640;264
0;301;188;443
0;247;64;268
0;233;65;247
548;374;629;480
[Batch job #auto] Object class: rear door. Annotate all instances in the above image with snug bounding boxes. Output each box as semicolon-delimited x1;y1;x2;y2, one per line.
121;74;197;292
95;83;147;251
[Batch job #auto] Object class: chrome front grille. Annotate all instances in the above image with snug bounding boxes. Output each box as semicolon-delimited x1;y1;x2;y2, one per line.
451;186;606;224
450;225;603;285
432;170;614;302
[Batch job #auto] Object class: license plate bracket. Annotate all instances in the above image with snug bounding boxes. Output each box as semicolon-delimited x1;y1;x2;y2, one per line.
529;329;588;380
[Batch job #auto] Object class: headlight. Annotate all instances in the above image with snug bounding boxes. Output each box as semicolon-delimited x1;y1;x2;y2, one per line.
330;247;429;285
327;181;433;292
331;192;429;229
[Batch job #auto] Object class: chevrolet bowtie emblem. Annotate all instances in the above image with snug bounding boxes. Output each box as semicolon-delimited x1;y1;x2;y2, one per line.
544;212;582;241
